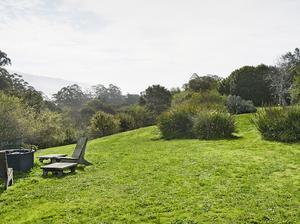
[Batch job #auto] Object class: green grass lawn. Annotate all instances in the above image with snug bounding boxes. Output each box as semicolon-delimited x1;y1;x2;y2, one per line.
1;114;300;223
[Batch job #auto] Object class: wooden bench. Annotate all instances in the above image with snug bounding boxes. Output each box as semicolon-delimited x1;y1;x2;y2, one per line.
38;154;67;163
41;162;77;177
38;137;91;166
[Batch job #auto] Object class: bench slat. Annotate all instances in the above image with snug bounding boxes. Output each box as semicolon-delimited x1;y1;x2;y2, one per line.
41;162;77;170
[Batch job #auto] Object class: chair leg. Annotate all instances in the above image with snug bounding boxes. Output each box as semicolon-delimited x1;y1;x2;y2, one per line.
79;158;92;166
10;171;13;186
42;169;48;176
4;179;8;190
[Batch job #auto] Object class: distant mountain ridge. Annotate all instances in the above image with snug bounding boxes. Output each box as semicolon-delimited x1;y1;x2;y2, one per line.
9;71;91;98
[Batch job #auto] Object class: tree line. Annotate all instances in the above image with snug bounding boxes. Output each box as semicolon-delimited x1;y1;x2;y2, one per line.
0;48;299;149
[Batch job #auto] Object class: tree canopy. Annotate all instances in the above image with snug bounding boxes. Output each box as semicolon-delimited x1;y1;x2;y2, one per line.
184;73;221;92
218;64;273;106
140;85;172;115
53;84;87;108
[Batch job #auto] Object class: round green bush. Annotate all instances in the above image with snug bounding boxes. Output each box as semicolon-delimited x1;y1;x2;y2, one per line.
116;113;136;132
88;111;120;138
193;112;236;140
157;106;195;139
253;106;300;142
127;105;155;128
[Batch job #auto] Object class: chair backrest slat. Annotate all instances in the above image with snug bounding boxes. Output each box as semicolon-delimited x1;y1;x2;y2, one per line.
72;137;88;159
0;151;8;178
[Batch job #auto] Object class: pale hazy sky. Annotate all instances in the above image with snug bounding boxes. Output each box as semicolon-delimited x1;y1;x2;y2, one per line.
1;0;300;94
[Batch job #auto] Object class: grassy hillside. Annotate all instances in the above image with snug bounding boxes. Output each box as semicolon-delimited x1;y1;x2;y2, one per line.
1;114;300;223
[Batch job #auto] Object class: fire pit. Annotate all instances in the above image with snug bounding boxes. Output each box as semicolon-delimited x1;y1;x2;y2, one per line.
5;149;35;172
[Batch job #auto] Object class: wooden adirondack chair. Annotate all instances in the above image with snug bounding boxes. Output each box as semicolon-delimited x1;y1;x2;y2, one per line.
39;137;91;165
0;151;13;190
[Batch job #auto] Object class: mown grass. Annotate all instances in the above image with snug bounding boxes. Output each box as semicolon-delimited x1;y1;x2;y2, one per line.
0;114;300;223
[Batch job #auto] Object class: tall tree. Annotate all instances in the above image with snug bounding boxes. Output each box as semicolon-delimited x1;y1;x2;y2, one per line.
140;85;172;115
0;50;11;67
93;84;124;106
0;50;44;111
53;84;87;108
124;94;140;105
218;65;273;106
267;48;300;105
184;73;221;92
290;63;300;103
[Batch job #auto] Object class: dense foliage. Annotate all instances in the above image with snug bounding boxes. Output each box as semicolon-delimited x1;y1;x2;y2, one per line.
291;63;300;103
253;106;300;142
29;111;76;149
193;112;235;140
184;73;221;92
1;47;300;147
126;105;155;128
218;64;273;106
140;85;172;115
53;84;88;108
116;113;136;132
158;106;236;140
0;92;76;149
226;95;257;114
0;92;34;148
88;111;120;138
172;90;225;109
157;106;195;139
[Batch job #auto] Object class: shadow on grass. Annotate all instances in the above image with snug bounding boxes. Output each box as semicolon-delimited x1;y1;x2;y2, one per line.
260;137;300;146
41;165;85;179
150;134;243;142
41;171;78;179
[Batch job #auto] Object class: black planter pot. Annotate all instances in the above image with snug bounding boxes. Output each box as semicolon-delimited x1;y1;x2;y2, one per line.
5;149;35;172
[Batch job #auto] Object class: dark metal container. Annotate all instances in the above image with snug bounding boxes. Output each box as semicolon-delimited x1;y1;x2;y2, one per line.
5;149;35;172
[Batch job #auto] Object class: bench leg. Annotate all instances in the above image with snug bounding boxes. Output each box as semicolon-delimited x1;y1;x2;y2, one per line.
79;158;92;166
70;167;76;173
57;171;63;177
42;169;48;176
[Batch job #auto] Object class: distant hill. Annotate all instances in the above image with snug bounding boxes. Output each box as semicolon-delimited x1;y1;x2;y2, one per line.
10;71;91;98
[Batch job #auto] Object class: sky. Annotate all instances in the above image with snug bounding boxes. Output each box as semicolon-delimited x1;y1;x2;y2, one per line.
1;0;300;94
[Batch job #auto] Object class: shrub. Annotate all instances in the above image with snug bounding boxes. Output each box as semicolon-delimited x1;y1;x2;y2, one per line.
61;117;78;145
226;95;257;114
158;106;195;139
116;113;136;132
0;92;35;148
253;106;300;142
172;90;226;112
127;105;155;128
171;91;193;106
88;111;120;138
193;112;236;140
158;105;236;140
29;111;67;149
